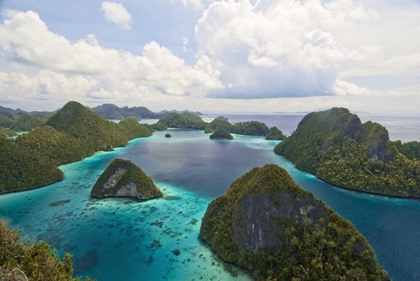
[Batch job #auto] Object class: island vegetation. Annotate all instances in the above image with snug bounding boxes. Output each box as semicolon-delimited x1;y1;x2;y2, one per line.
200;164;390;281
0;127;17;138
275;108;420;198
265;126;286;140
91;158;163;200
0;101;152;194
0;218;94;281
209;129;234;140
157;112;207;129
10;113;45;131
393;140;420;160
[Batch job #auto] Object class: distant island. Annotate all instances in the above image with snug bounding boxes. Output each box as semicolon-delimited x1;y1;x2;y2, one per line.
275;107;420;198
91;158;163;200
0;101;153;194
209;129;233;140
200;164;390;280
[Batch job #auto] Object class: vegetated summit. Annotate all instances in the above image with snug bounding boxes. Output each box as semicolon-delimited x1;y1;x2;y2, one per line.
275;107;420;197
200;164;390;281
0;101;152;193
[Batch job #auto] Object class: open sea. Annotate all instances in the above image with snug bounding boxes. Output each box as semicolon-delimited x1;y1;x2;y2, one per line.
0;113;419;281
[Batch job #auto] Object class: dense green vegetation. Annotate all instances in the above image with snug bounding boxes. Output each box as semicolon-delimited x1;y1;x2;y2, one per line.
265;126;286;140
92;103;165;120
0;101;153;193
0;114;15;128
0;218;94;281
275;108;420;197
142;122;168;131
393;140;420;160
233;121;270;136
205;119;235;132
91;158;163;199
210;129;233;140
0;127;16;138
157;112;207;129
10;113;44;131
200;164;390;281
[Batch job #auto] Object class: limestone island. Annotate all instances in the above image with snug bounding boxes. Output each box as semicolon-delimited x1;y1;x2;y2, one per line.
91;158;163;200
209;129;233;140
165;133;172;138
275;107;420;198
200;164;390;281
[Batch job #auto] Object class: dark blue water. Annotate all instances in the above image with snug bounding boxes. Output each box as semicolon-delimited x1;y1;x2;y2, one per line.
1;115;420;281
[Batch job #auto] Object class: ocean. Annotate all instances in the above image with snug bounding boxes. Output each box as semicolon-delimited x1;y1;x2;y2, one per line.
0;113;419;281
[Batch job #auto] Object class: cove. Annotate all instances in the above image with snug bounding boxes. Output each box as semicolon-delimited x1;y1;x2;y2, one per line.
0;129;419;281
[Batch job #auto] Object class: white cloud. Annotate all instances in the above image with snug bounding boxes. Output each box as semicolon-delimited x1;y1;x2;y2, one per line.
101;2;132;30
0;70;99;102
195;0;420;99
0;11;223;103
169;0;207;9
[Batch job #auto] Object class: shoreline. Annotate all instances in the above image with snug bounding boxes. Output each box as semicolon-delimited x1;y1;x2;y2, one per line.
275;152;420;201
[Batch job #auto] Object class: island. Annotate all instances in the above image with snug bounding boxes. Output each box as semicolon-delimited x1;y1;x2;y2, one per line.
275;107;420;198
165;133;172;138
91;158;163;200
0;101;153;194
209;129;233;140
200;164;390;281
157;111;206;130
265;126;286;140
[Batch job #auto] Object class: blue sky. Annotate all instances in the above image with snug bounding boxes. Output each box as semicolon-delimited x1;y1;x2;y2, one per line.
0;0;419;113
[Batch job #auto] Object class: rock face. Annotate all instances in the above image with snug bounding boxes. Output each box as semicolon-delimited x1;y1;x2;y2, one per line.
200;164;390;281
165;133;171;138
91;158;163;200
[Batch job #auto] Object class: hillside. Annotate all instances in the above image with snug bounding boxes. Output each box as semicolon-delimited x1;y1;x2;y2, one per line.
0;101;152;193
275;108;420;197
91;103;166;120
10;113;44;131
200;164;389;281
91;158;163;199
157;112;207;129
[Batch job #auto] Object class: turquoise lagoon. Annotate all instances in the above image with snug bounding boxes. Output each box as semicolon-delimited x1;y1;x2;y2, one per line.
0;129;420;281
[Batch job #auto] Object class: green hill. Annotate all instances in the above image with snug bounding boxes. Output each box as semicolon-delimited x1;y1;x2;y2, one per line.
0;114;15;128
0;101;153;193
157;112;206;129
200;164;390;281
275;108;420;197
265;126;286;140
233;121;270;136
91;158;162;199
209;129;233;140
0;127;16;138
11;113;44;131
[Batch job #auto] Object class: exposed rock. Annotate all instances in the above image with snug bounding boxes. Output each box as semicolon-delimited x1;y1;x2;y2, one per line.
91;158;163;200
200;164;390;281
165;133;171;138
105;144;114;151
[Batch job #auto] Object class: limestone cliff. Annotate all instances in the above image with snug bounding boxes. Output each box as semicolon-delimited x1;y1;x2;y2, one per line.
91;158;162;200
200;164;390;281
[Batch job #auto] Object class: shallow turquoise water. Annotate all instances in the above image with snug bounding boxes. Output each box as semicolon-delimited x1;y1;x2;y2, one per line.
1;129;420;280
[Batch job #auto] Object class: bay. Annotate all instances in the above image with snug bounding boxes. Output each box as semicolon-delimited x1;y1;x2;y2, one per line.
0;114;420;281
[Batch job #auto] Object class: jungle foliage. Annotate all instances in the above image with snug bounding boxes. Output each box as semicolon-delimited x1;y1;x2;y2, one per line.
91;158;162;199
393;140;420;160
10;113;45;132
0;127;17;138
0;218;94;281
275;108;420;197
200;164;389;281
209;129;234;140
233;121;270;136
0;101;152;193
265;126;286;140
157;112;207;129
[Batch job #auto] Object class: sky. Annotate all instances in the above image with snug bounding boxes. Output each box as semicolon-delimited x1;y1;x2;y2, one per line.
0;0;419;113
